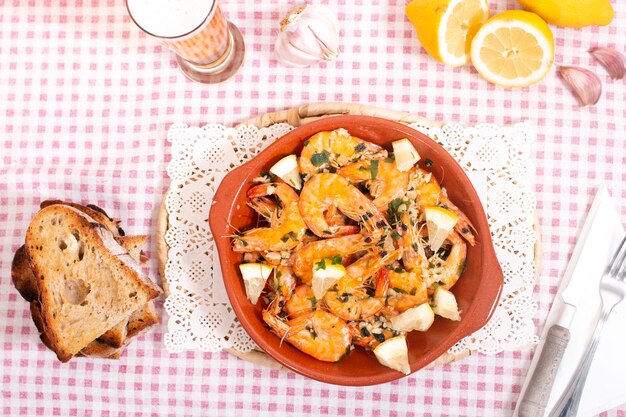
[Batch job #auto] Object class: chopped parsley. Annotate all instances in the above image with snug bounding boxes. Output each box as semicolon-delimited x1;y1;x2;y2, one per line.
369;160;379;179
330;254;342;265
387;198;407;225
354;142;366;153
280;231;297;242
390;231;401;240
315;259;326;270
308;296;318;308
311;150;330;167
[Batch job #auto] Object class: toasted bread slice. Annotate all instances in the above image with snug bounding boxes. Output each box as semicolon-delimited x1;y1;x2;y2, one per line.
25;205;161;362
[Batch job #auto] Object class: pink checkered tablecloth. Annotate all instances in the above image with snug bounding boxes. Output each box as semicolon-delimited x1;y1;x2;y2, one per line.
2;0;626;416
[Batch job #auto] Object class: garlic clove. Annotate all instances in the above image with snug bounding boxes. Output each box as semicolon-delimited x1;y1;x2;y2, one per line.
558;66;602;107
589;47;626;80
275;37;320;68
275;4;340;68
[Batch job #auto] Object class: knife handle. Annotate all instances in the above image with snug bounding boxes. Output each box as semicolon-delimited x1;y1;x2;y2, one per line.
518;325;570;417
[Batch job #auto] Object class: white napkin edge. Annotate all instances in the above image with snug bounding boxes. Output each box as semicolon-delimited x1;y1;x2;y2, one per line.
513;184;626;417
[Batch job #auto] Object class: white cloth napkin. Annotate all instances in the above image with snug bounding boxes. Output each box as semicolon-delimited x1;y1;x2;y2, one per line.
515;185;626;417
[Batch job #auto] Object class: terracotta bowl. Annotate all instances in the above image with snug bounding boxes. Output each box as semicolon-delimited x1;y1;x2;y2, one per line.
209;116;503;386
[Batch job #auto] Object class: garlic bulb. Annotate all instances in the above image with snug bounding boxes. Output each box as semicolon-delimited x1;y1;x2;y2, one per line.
590;47;626;80
558;66;602;107
274;4;340;68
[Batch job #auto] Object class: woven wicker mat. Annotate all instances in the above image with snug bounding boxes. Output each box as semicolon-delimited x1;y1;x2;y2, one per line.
157;102;542;371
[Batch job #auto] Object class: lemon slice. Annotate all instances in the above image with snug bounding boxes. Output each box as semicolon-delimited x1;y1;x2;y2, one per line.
392;138;420;172
390;303;435;332
424;206;459;253
406;0;490;66
239;263;274;304
373;335;411;375
432;287;461;321
312;257;346;299
470;10;554;88
270;154;302;190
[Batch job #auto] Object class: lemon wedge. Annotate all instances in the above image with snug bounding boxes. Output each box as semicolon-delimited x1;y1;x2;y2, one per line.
312;257;346;299
239;263;274;304
432;287;461;321
406;0;490;66
424;206;459;253
390;303;435;332
392;138;420;172
373;335;411;375
270;154;302;190
470;10;554;88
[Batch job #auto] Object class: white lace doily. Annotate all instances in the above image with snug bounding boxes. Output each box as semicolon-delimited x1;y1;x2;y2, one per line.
162;121;539;356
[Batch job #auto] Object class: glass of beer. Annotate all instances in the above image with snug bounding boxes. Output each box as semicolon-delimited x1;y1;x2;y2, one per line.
126;0;245;84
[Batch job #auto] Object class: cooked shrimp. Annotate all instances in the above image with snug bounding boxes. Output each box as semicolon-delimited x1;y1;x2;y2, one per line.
323;250;400;321
262;310;352;362
291;233;374;285
411;168;476;245
285;284;317;318
299;173;388;238
377;268;428;313
299;129;386;177
424;230;467;290
338;158;413;213
232;183;307;252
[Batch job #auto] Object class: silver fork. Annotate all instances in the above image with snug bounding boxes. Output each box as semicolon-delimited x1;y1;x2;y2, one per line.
548;235;626;417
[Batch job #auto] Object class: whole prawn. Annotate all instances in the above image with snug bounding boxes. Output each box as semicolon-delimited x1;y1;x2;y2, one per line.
424;230;467;290
262;310;352;362
290;233;376;285
299;129;386;177
299;173;388;238
410;168;476;245
323;249;401;321
232;183;307;252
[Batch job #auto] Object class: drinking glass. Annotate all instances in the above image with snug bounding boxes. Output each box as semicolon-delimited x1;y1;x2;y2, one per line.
126;0;245;84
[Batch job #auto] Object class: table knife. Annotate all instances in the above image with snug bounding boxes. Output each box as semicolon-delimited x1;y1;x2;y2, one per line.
518;188;607;417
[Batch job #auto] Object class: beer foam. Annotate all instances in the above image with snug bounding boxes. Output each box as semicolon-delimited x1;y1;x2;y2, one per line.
127;0;215;38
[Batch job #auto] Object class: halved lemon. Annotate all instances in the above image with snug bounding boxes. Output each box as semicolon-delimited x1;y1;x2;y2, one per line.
390;303;435;332
270;154;302;190
311;257;346;299
373;335;411;375
406;0;490;66
392;138;420;172
239;263;274;304
424;206;459;253
470;10;554;88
